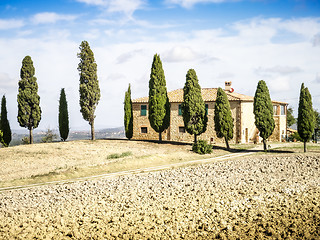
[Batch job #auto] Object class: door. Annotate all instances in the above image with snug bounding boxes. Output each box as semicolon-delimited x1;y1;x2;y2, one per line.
245;128;248;143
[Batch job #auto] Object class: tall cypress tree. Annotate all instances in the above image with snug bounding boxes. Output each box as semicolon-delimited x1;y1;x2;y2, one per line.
0;95;12;147
124;84;133;140
287;107;296;127
0;130;4;147
59;88;69;141
253;80;275;151
297;83;315;152
182;69;207;143
148;54;170;142
17;56;41;144
214;87;234;150
77;40;100;140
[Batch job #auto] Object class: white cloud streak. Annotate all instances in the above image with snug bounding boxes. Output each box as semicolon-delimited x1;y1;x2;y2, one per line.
0;19;24;30
163;46;202;62
166;0;237;8
31;12;78;25
313;33;320;47
255;66;303;75
76;0;145;17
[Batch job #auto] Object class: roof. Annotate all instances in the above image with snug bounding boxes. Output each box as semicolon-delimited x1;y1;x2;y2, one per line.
132;88;253;103
132;88;287;104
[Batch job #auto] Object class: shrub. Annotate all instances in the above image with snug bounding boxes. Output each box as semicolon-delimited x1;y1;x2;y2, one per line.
192;140;212;154
288;132;302;142
107;151;132;159
41;129;57;143
21;136;30;144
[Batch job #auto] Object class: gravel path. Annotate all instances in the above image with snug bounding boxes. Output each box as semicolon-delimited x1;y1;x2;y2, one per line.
0;153;319;239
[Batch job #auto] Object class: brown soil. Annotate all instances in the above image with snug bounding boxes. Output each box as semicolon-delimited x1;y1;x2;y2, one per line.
0;151;319;239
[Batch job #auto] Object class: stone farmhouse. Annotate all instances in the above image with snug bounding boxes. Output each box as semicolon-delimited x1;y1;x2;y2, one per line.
132;82;287;144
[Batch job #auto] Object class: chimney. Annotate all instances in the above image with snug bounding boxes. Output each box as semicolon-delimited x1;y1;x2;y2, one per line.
225;81;232;91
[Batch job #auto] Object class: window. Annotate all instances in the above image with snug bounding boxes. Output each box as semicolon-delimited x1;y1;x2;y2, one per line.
273;105;278;115
141;105;147;116
179;126;185;133
205;104;208;115
178;104;182;116
141;127;148;133
280;105;285;115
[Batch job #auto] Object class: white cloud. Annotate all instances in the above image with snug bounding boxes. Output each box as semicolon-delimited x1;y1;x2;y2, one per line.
116;49;145;64
0;19;24;30
255;66;303;75
76;0;145;17
162;46;204;62
1;16;320;130
279;17;320;39
0;73;16;92
166;0;236;8
217;72;234;79
83;29;101;40
313;33;320;47
315;73;320;83
108;0;145;15
31;12;78;24
76;0;106;5
267;76;291;93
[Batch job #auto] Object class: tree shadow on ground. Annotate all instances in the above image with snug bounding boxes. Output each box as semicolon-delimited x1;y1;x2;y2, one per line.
102;138;296;153
102;138;192;146
212;145;295;154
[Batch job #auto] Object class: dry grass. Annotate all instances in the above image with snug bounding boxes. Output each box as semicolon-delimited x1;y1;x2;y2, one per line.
0;139;229;188
1;140;318;188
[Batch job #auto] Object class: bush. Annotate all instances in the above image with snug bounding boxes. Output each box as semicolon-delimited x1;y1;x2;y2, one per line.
192;140;212;154
288;132;302;142
107;151;132;159
41;129;57;143
21;136;30;144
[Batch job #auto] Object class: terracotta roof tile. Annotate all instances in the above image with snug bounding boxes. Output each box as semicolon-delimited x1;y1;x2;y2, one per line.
132;88;286;104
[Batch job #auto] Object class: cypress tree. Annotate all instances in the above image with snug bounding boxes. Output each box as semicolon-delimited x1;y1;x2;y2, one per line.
214;87;234;150
287;107;296;127
0;95;12;147
182;69;207;143
77;40;100;140
297;83;315;152
0;130;4;147
59;88;69;141
124;84;133;140
148;54;170;142
17;56;41;144
253;80;275;151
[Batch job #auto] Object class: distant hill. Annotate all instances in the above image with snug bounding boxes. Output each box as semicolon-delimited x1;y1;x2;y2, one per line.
10;127;125;146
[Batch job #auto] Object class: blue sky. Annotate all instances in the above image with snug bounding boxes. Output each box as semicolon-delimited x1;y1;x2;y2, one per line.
0;0;320;132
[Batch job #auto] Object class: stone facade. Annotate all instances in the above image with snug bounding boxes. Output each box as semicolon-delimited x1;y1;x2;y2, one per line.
132;84;287;144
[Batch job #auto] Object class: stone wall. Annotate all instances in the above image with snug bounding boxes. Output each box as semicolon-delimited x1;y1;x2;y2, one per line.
240;102;257;143
132;101;286;144
132;103;169;141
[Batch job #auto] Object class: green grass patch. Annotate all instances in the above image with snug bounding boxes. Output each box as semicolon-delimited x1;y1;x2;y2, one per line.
107;151;132;159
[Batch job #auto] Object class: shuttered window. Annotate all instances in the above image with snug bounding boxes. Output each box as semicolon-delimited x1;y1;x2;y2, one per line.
141;105;147;116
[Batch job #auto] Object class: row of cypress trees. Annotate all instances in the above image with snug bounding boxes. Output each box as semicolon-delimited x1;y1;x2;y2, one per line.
16;56;70;144
124;54;315;152
124;54;235;148
1;40;100;146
